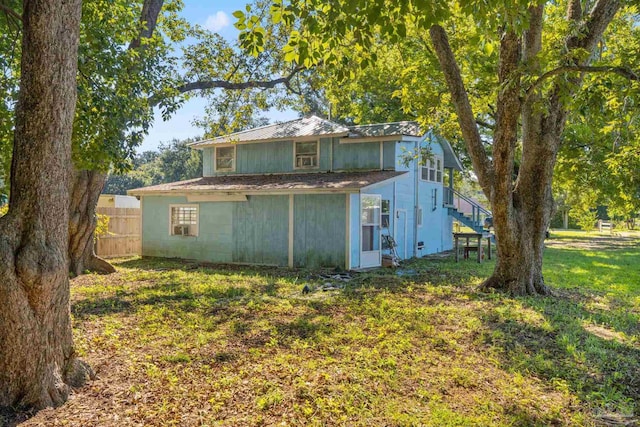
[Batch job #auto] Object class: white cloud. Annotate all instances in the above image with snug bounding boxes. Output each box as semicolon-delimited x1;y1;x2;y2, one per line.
204;11;230;32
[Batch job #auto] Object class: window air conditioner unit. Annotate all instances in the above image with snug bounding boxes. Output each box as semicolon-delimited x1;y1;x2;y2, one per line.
173;225;190;236
297;155;315;167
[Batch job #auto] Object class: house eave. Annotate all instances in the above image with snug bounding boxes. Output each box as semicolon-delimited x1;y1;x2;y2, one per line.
359;173;408;191
128;187;364;197
339;135;422;144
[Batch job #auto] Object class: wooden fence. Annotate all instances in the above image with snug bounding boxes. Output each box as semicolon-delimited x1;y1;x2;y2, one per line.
95;207;141;258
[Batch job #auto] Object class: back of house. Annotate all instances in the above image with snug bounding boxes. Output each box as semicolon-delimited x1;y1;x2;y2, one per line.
129;115;464;269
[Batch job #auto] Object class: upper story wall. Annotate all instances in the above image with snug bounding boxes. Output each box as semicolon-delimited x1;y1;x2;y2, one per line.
201;137;399;177
394;134;445;173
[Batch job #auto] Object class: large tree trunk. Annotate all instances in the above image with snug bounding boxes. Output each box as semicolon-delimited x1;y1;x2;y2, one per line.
66;0;165;277
483;184;555;296
0;0;91;410
430;0;620;296
69;170;116;276
480;5;553;296
483;155;556;295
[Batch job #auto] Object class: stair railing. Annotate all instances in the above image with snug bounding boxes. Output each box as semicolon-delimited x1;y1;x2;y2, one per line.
449;189;492;229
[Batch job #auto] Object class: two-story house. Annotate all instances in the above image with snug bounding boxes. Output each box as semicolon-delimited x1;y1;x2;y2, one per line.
129;115;464;269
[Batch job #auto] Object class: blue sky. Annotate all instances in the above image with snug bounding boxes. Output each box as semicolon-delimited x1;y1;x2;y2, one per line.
140;0;298;153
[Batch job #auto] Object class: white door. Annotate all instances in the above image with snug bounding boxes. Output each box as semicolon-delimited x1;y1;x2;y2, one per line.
394;209;407;259
360;194;382;268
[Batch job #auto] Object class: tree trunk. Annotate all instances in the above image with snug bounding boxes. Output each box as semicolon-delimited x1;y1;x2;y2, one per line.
0;0;92;410
69;170;116;276
482;188;554;296
66;0;165;277
430;1;619;296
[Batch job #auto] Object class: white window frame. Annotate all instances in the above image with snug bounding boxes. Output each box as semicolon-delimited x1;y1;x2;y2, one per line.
417;206;423;227
214;144;236;172
293;140;320;170
169;204;199;237
420;154;444;183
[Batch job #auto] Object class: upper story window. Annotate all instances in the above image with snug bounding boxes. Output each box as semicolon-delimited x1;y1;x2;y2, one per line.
294;141;319;169
215;145;236;172
170;205;198;236
420;155;443;183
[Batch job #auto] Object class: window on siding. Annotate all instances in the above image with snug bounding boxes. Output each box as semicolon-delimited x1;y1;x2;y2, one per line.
417;206;423;227
294;141;318;169
432;188;438;211
420;155;443;183
381;199;390;228
170;205;198;236
215;146;235;172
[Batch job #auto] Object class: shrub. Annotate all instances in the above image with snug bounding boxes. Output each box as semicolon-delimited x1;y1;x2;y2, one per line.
95;213;110;241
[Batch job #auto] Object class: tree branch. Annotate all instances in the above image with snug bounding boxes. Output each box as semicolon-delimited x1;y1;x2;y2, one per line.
128;0;164;51
429;24;493;195
492;29;521;214
175;77;288;92
0;2;22;26
527;65;638;98
475;118;494;130
521;4;544;161
149;66;304;107
568;0;620;53
567;0;582;21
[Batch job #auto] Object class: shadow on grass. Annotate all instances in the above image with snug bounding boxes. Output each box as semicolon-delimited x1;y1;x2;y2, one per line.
115;256;314;280
72;258;345;326
274;314;333;341
481;291;640;416
73;280;257;320
543;246;640;297
76;253;639;418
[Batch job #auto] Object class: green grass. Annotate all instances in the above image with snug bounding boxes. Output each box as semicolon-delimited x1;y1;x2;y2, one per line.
18;231;640;426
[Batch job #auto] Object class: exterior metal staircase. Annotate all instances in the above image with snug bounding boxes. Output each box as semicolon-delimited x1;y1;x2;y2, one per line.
443;188;492;234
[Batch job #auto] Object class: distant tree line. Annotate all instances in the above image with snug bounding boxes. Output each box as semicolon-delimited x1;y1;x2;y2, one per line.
103;137;203;195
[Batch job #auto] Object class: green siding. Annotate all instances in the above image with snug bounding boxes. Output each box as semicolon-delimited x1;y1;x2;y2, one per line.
319;137;331;170
332;140;380;170
233;195;289;265
236;140;293;174
294;194;346;268
202;148;213;176
204;138;388;176
383;141;396;169
142;196;233;262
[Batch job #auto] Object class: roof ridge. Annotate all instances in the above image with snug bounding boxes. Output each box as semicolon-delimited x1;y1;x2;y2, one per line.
189;115;350;147
308;115;350;129
189;115;307;146
350;120;419;128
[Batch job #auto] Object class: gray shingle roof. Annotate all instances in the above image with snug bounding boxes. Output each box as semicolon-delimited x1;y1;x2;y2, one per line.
128;171;407;194
189;116;350;148
348;121;422;138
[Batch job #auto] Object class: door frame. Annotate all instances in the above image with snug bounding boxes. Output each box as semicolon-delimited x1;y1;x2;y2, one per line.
360;194;382;268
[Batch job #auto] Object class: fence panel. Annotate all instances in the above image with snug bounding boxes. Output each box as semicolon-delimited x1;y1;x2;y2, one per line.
95;207;141;258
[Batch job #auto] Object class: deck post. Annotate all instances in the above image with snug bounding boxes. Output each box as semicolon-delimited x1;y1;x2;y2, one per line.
454;235;459;262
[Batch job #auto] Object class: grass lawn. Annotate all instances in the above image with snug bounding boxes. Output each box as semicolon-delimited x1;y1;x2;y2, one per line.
13;231;640;426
